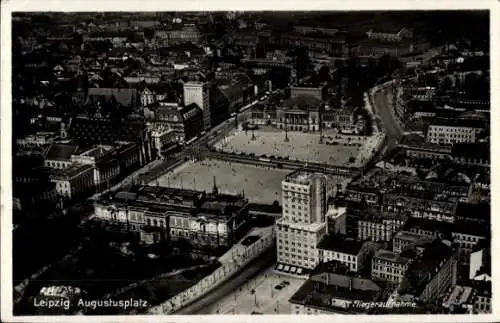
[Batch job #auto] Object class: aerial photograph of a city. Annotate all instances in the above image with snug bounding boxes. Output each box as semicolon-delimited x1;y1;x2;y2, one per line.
6;8;492;318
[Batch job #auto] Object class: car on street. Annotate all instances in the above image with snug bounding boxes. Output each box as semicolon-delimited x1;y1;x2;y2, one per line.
274;285;283;290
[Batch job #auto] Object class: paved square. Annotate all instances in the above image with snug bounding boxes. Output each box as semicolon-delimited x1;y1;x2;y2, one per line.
153;159;290;204
215;127;367;167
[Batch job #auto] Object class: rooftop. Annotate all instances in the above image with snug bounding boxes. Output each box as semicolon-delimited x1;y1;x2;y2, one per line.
48;164;93;180
403;218;453;236
393;230;437;245
100;185;249;221
402;240;454;297
289;275;382;313
317;234;364;255
68;117;145;145
399;134;451;152
374;249;412;265
455;202;490;222
78;145;114;159
284;170;326;186
357;207;404;223
452;220;490;238
45;143;80;161
429;117;486;129
451;142;490;160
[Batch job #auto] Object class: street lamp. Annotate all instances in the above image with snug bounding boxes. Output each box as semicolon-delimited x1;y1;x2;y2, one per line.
284;114;289;142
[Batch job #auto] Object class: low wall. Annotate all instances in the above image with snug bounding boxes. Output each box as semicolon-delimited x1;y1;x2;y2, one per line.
148;228;276;314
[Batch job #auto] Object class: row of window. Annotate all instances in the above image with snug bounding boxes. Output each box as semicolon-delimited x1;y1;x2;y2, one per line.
278;227;314;234
373;266;404;274
278;239;315;248
278;233;316;242
323;252;357;262
280;246;314;254
373;272;402;282
429;126;477;133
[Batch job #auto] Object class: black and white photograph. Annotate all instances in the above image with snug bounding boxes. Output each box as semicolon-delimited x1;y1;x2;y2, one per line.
1;0;497;321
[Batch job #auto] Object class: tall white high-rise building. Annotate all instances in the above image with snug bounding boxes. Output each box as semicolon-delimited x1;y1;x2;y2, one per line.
276;171;329;273
183;82;211;130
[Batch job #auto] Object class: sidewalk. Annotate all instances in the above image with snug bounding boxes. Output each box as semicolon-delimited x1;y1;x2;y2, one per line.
208;265;306;314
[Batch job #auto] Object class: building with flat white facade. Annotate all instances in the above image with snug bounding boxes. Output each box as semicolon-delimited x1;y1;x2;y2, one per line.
49;164;94;199
183;81;211;130
151;126;177;157
316;235;370;273
358;209;407;242
426;118;486;145
276;171;329;273
371;249;412;283
94;185;250;248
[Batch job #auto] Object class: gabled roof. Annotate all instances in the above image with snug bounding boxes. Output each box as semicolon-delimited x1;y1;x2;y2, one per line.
44;143;79;161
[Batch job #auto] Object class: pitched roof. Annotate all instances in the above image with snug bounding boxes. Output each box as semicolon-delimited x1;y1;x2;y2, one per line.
68;117;145;145
44;143;79;161
88;88;138;108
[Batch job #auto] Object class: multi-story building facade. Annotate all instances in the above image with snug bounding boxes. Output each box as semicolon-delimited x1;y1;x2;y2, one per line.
371;249;412;284
275;95;322;132
156;102;204;143
316;235;373;273
392;230;436;254
400;241;457;304
276;171;329;273
151;126;177;157
357;209;407;242
94;185;250;248
139;84;170;107
289;262;383;314
153;25;201;47
43;143;80;169
48;164;94;200
16;131;58;149
426;118;486;145
70;142;141;191
183;81;211;131
382;193;458;223
473;281;492;314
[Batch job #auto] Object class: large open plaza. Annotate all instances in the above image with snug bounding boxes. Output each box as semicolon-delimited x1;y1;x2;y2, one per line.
214;127;376;167
153;159;291;204
153;159;350;204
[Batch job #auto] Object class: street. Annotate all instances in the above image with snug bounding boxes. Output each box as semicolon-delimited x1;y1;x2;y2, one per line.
174;248;276;314
204;265;305;315
371;86;404;153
